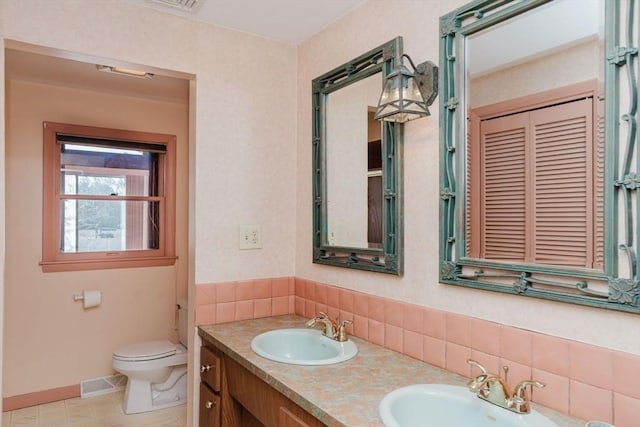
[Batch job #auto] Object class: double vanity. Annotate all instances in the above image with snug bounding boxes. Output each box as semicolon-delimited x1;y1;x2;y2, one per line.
198;315;584;427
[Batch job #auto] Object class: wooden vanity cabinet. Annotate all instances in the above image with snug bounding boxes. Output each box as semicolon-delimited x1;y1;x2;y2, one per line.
199;345;223;427
199;340;325;427
199;383;221;427
224;354;325;427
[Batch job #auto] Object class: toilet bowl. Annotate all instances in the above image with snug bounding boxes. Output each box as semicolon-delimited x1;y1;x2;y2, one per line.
112;300;188;414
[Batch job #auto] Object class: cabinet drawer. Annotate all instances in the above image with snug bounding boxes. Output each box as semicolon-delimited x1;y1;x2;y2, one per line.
199;383;221;427
200;346;221;391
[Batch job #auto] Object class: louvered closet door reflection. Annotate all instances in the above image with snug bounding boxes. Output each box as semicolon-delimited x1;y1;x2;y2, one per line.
531;98;593;267
477;97;596;268
479;112;529;261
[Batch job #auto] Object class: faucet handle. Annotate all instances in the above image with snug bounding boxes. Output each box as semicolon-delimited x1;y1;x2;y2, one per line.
336;319;353;342
466;358;488;374
466;359;489;392
513;380;545;396
511;380;545;413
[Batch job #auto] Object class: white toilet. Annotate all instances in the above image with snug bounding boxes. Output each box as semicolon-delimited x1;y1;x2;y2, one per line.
112;299;188;414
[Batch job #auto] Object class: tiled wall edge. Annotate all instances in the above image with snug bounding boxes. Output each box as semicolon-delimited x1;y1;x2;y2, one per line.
195;277;295;325
194;277;640;426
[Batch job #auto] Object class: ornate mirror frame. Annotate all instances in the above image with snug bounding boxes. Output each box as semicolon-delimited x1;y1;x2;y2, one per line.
312;37;404;275
439;0;640;312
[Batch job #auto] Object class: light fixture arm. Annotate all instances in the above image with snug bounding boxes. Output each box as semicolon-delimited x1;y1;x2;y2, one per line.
402;54;438;107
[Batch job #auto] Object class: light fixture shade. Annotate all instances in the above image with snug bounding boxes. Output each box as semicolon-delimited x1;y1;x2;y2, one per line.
374;63;430;123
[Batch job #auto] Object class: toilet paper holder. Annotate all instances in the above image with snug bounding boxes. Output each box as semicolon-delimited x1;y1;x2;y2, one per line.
73;290;102;308
73;292;89;301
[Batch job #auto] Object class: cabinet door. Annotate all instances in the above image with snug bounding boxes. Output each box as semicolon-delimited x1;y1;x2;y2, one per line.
199;383;221;427
279;407;314;427
200;346;221;392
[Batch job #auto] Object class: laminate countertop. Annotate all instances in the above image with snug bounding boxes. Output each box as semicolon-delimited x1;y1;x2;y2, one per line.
198;315;585;427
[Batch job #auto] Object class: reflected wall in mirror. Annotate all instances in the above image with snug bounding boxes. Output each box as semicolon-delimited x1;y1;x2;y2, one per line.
326;74;383;249
313;37;403;274
439;0;640;312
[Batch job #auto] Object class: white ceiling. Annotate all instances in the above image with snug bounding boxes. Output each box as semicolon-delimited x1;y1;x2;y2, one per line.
5;0;367;102
468;0;604;77
124;0;367;44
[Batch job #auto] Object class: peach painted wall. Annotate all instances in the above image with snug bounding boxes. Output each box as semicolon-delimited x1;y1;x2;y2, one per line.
0;0;297;285
0;0;297;422
295;0;640;364
3;78;189;397
469;39;602;108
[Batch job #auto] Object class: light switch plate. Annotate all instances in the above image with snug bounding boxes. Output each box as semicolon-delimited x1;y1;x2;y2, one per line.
239;225;262;249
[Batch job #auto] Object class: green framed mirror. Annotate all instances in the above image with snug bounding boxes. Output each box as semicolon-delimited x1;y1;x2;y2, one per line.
439;0;640;312
313;37;404;274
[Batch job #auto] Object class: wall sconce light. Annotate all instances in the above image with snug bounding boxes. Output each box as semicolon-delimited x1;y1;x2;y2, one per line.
96;65;154;79
374;54;438;123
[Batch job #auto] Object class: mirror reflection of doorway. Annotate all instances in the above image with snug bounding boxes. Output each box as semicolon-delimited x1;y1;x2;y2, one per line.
368;109;382;248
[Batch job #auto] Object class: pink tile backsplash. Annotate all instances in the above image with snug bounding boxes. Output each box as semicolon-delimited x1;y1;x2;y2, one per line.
403;330;423;360
470;349;500;375
368;319;384;346
353;314;369;340
532;333;570;377
339;288;354;312
384;300;404;327
613;351;640;400
235;280;254;301
423;307;446;339
569;380;613;423
195;277;640;425
403;304;423;334
368;295;385;322
499;358;531;392
235;300;254;321
471;319;500;356
423;335;446;368
570;341;613;390
614;392;638;427
215;301;235;323
445;342;471;377
532;368;569;414
216;282;235;303
445;313;471;347
272;277;290;297
500;325;532;366
384;324;403;353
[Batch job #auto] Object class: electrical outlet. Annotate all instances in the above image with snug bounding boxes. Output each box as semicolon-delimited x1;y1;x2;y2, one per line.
239;225;262;249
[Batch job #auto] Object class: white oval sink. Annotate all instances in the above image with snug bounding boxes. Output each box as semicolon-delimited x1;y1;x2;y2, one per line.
251;328;357;365
379;384;558;427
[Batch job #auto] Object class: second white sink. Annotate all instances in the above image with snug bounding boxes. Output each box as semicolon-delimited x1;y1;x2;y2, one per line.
379;384;558;427
251;328;357;365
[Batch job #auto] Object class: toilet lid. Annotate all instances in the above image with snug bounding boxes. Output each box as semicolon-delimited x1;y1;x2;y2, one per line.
113;340;177;360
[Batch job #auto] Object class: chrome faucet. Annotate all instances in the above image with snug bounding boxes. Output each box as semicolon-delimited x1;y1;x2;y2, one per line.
466;359;545;414
305;312;352;342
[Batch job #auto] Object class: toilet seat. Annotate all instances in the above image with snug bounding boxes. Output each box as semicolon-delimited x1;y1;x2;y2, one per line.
113;340;177;362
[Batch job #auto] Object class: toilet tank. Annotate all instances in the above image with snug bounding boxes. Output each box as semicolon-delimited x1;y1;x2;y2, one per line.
177;298;188;347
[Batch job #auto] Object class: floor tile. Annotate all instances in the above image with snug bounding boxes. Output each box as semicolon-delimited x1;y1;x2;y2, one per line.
3;391;186;427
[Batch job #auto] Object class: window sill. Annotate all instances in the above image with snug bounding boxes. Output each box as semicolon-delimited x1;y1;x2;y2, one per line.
40;256;177;273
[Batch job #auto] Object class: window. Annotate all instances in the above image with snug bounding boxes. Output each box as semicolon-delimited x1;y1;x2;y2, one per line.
42;122;177;272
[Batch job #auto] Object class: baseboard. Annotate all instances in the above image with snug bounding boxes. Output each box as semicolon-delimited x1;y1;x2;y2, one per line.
3;384;80;411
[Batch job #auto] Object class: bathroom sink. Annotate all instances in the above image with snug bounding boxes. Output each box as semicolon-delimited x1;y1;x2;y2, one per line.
250;328;357;365
379;384;558;427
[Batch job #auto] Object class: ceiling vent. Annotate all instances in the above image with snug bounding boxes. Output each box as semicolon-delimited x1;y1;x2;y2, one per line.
148;0;202;13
